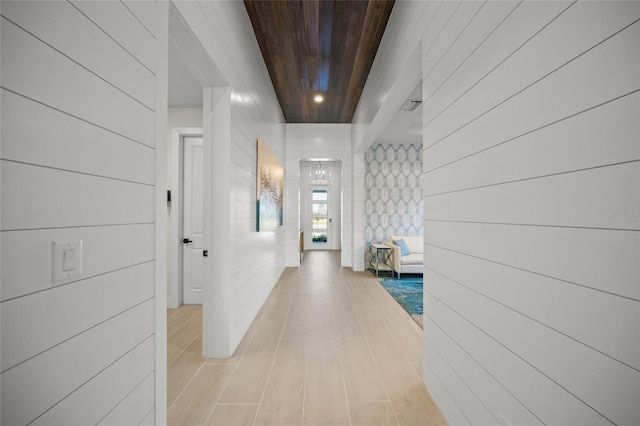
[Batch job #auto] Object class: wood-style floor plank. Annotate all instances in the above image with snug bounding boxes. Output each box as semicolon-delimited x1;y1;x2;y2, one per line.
303;360;350;425
253;338;307;425
167;306;200;337
166;251;445;425
368;337;446;426
217;319;284;404
168;364;235;426
348;401;399;426
168;317;202;364
207;404;258;425
167;338;205;407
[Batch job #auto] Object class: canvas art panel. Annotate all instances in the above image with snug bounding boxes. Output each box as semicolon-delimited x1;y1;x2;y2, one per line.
257;138;284;231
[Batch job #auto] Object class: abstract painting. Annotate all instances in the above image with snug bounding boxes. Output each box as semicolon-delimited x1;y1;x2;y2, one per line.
257;138;284;231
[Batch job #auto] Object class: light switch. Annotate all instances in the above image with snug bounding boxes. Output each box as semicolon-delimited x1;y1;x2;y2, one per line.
63;249;76;272
53;240;82;282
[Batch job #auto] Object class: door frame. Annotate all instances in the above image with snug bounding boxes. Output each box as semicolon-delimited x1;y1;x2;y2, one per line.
299;160;343;252
307;185;332;250
168;127;203;308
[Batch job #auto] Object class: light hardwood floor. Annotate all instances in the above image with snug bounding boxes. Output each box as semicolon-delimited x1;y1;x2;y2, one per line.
167;251;445;426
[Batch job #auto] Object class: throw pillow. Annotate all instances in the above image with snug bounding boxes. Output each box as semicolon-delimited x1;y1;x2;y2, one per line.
392;239;410;256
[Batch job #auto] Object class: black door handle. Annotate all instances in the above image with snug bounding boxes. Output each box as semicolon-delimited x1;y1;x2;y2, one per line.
183;238;193;244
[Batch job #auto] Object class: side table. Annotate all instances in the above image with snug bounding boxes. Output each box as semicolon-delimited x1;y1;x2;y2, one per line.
369;243;393;277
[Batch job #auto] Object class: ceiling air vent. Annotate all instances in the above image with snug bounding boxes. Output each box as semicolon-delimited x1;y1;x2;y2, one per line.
400;99;423;112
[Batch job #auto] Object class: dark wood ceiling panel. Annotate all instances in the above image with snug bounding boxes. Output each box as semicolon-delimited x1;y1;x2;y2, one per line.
244;0;395;123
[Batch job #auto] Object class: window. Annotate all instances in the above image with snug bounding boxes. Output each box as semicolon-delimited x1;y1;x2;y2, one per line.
311;189;328;244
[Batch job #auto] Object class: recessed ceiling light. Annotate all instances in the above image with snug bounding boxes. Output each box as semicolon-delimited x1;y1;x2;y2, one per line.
314;95;324;103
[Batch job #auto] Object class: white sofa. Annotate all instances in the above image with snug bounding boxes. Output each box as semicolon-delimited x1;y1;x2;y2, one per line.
387;235;423;278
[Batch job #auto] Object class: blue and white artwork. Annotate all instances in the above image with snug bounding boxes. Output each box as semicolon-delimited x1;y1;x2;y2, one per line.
257;138;284;231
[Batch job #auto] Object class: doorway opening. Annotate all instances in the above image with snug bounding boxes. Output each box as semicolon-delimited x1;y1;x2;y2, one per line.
168;127;203;308
311;189;330;246
300;160;342;252
167;2;231;360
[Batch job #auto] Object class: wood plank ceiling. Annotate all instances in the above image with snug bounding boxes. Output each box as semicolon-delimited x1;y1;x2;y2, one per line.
244;0;395;123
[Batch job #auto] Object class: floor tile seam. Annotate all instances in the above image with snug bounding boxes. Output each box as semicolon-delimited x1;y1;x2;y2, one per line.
366;338;435;414
167;320;192;339
167;307;200;327
337;356;354;426
230;312;267;365
167;325;201;352
166;340;190;366
311;253;353;421
360;336;407;426
166;336;199;368
367;278;425;366
200;306;265;406
167;311;202;338
210;347;248;407
252;305;290;423
343;280;392;404
202;362;239;426
366;333;417;379
301;341;310;426
372;315;419;368
166;357;207;413
204;360;239;366
186;308;202;321
214;402;260;406
357;278;395;339
408;361;426;385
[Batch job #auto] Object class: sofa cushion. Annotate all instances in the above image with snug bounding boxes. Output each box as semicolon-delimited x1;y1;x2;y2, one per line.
391;235;423;254
392;239;410;256
400;253;423;265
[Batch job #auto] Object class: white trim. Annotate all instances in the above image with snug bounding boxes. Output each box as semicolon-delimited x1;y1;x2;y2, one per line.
154;1;169;424
202;86;233;358
0;5;4;422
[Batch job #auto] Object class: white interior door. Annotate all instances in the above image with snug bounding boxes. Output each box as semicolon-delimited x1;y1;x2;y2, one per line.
182;136;204;305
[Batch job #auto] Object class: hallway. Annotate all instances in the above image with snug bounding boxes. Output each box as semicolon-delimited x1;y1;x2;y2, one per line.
167;251;444;425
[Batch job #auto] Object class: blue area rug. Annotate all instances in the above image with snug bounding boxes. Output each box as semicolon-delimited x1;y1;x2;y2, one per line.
378;275;423;327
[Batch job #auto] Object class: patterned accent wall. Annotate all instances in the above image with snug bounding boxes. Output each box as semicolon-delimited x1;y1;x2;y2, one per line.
364;144;423;246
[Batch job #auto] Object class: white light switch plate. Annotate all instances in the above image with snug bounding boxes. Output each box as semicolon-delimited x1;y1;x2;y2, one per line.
52;240;82;282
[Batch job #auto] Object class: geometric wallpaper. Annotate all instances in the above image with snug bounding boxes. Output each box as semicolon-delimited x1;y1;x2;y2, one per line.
364;144;423;247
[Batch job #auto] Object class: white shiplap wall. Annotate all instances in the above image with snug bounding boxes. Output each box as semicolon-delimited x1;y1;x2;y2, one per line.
1;1;159;425
172;1;286;355
418;1;640;425
285;124;353;268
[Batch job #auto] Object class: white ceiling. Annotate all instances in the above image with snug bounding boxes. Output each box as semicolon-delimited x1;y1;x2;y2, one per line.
168;41;204;108
168;5;227;108
372;79;423;145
